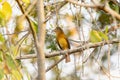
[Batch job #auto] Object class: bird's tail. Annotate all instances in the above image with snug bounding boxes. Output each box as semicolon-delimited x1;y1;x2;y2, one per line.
65;53;70;63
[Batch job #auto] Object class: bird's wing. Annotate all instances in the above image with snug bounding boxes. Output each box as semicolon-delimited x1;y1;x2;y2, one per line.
66;38;70;49
56;38;63;49
57;37;70;50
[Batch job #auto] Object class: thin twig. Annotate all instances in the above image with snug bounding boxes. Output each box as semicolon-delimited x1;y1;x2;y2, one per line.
2;30;28;36
46;56;65;72
93;56;120;79
66;0;120;20
44;1;68;22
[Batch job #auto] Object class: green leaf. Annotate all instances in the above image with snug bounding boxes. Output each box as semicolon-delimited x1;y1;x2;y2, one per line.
50;24;54;28
0;69;4;80
6;54;16;69
31;20;38;33
0;34;5;43
90;30;102;43
47;41;58;50
0;11;5;26
114;5;119;13
99;32;108;40
0;51;3;62
109;1;119;13
105;26;108;35
98;11;112;26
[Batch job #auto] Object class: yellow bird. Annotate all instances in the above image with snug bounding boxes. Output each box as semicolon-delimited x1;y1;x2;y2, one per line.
54;27;71;63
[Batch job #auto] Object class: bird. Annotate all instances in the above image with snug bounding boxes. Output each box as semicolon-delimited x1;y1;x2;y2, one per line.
54;27;71;63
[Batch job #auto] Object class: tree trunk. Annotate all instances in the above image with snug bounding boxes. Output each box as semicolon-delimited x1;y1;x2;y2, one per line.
36;0;46;80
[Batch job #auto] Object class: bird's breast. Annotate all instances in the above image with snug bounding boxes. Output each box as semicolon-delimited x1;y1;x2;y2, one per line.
57;37;68;50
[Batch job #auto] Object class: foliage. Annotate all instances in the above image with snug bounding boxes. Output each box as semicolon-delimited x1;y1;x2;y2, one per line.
0;0;120;80
0;1;12;26
90;27;108;43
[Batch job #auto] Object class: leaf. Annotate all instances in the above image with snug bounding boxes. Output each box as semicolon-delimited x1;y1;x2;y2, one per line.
68;27;77;36
15;16;24;32
22;0;30;4
0;2;12;21
98;11;112;26
0;69;4;80
109;1;119;13
90;30;102;43
21;45;32;53
0;51;3;62
3;63;11;74
105;26;108;35
47;41;58;50
0;34;5;43
6;54;16;69
11;44;21;57
11;34;18;44
12;70;22;80
31;20;38;33
0;11;5;26
99;31;108;40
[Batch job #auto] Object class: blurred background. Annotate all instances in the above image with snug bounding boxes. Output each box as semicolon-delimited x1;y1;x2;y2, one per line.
0;0;120;80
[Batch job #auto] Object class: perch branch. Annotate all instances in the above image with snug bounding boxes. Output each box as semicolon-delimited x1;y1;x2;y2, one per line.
16;39;120;59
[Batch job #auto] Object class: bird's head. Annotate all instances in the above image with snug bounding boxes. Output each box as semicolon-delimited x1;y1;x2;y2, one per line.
53;27;63;35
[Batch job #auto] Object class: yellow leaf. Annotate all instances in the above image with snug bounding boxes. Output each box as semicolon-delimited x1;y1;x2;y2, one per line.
65;14;73;22
22;0;30;4
15;16;24;32
11;34;18;44
90;30;102;43
11;45;20;57
12;70;22;80
21;45;32;53
0;11;5;26
0;68;4;80
3;63;11;74
0;2;12;21
68;27;77;36
99;31;108;40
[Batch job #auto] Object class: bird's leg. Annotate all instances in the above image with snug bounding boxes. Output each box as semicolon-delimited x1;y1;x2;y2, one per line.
65;53;70;63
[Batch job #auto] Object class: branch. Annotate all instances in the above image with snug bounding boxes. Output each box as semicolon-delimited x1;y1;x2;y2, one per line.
66;0;120;20
44;1;68;22
65;0;102;8
15;0;36;41
102;24;120;33
16;39;120;72
16;39;120;59
23;0;37;16
37;0;46;80
46;56;66;72
16;0;46;80
103;4;120;20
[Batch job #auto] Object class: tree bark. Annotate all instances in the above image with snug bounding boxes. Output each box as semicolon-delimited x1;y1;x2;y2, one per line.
37;0;46;80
